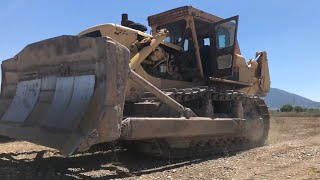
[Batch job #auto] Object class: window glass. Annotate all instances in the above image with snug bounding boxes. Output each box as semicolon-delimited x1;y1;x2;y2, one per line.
217;55;232;69
184;39;189;51
215;20;236;49
204;38;210;46
218;35;226;48
216;28;230;49
164;36;171;43
156;20;187;45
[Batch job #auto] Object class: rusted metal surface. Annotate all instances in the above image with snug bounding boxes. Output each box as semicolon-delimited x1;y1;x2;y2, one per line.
0;35;130;156
148;6;189;27
188;16;204;78
147;6;222;28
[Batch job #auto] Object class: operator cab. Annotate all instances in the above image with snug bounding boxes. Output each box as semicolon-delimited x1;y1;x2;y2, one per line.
148;6;239;79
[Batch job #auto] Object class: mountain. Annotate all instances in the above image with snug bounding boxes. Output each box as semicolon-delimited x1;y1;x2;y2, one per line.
264;88;320;108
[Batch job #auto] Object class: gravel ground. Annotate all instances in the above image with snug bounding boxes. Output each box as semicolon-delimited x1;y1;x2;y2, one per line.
0;117;319;180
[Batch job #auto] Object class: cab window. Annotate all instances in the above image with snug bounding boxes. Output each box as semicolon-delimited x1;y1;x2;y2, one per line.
157;20;186;43
216;28;230;49
215;19;236;49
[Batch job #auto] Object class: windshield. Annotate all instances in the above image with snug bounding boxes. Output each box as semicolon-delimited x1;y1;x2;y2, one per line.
156;20;187;45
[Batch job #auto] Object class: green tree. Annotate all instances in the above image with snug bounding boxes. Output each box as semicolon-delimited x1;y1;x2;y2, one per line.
308;108;320;113
280;104;293;112
293;106;305;112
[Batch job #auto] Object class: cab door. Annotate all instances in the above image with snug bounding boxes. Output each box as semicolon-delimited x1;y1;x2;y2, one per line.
210;16;239;78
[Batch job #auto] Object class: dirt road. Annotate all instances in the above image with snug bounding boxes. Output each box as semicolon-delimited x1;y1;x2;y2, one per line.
0;117;319;180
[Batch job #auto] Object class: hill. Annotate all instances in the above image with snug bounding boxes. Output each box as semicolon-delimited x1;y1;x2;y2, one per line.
264;88;320;108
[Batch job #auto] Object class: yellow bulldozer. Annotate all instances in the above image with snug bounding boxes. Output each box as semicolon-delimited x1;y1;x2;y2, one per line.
0;6;270;157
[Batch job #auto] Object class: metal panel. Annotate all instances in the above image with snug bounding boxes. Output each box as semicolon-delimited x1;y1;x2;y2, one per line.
41;76;57;91
41;75;95;130
41;77;74;127
0;34;130;155
121;117;245;140
24;76;57;125
0;98;14;119
1;79;41;123
1;84;17;98
62;75;95;130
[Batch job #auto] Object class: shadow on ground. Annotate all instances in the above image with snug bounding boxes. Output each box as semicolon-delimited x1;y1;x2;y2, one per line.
0;145;239;180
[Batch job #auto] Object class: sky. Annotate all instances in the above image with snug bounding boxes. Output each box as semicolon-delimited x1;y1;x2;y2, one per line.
0;0;319;101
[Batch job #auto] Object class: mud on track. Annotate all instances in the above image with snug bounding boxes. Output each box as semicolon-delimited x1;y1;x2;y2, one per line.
0;117;319;180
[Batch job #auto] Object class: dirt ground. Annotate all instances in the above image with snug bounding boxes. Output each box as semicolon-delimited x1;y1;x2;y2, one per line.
0;117;319;180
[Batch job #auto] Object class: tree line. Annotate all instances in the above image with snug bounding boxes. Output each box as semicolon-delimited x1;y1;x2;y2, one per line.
280;104;320;112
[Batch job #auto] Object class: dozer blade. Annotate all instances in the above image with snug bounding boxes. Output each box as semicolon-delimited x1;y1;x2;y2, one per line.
0;35;130;155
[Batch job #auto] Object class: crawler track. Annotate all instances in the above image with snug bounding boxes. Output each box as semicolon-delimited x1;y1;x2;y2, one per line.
128;88;270;159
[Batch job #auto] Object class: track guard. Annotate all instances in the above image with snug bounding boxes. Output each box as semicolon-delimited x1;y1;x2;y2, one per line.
0;35;130;155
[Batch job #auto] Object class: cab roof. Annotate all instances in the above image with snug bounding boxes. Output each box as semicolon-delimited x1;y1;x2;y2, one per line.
148;6;223;28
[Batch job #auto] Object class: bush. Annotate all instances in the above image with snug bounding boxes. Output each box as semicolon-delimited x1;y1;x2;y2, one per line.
293;106;306;112
308;108;320;113
280;104;293;112
272;106;320;117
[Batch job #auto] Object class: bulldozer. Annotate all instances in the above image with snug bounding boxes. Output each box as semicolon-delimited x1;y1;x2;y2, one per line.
0;6;270;157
